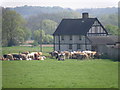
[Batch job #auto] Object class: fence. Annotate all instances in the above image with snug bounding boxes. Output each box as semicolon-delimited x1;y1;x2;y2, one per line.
107;47;120;60
97;45;119;61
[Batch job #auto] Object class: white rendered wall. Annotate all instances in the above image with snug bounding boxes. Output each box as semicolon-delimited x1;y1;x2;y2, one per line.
54;35;91;51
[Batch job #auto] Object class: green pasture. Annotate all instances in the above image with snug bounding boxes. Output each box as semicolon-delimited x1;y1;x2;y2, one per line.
2;46;53;56
2;46;119;88
2;59;118;88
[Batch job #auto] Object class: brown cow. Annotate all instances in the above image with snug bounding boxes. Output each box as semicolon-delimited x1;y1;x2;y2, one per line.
21;51;30;55
63;51;71;59
38;56;46;60
37;52;42;56
6;54;14;60
0;56;4;61
19;54;27;60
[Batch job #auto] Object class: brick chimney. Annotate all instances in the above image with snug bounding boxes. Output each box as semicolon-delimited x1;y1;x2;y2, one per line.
82;13;89;18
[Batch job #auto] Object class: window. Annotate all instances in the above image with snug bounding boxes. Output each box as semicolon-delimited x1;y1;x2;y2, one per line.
77;44;81;49
61;35;64;40
79;35;81;40
69;44;72;49
70;35;72;40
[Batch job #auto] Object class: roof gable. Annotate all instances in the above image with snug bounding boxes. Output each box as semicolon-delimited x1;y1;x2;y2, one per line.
53;18;97;35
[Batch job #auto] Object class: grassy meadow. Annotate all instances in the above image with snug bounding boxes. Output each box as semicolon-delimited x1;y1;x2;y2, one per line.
2;46;119;88
2;46;53;56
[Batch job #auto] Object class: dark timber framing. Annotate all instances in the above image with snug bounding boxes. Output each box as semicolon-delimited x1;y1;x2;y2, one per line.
96;18;108;35
85;35;87;50
58;35;61;51
53;36;55;51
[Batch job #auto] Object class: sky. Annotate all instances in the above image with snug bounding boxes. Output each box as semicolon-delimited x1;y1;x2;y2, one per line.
0;0;120;9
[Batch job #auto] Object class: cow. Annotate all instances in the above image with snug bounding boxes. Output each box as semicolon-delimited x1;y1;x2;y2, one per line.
19;54;27;60
57;52;65;61
12;54;20;60
63;51;71;59
69;51;89;60
0;56;4;61
37;52;42;56
21;51;30;55
3;54;7;58
49;51;58;59
27;52;35;59
54;51;65;61
6;54;14;60
38;56;46;60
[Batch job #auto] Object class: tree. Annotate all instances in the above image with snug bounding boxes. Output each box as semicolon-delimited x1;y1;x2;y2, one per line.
44;34;53;44
33;30;53;44
99;13;118;26
41;19;57;34
33;30;45;43
105;24;119;35
2;8;30;46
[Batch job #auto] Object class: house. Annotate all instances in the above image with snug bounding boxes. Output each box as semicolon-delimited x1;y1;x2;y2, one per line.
53;13;109;51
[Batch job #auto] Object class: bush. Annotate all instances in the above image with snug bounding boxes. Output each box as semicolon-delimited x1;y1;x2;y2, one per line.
31;41;39;46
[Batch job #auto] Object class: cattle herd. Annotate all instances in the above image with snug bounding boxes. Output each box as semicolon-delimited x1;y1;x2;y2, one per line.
0;51;46;61
0;50;101;61
49;50;101;60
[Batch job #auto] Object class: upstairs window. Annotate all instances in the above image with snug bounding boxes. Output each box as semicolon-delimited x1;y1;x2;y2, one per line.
61;35;64;40
70;35;72;40
69;44;72;49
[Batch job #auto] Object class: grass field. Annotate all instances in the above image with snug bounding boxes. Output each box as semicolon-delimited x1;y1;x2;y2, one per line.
2;59;118;88
2;46;119;88
2;46;53;56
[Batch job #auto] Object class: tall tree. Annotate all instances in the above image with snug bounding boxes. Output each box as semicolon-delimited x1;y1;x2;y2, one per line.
33;30;45;43
44;34;53;44
33;30;53;44
41;19;57;34
2;8;30;46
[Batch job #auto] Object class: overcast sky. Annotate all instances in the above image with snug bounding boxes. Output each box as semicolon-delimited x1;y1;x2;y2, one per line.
1;0;119;9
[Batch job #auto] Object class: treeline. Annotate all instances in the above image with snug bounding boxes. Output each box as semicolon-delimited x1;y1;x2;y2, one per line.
26;11;80;34
99;13;119;35
11;6;73;18
76;7;117;16
26;11;119;36
11;6;117;18
2;8;55;46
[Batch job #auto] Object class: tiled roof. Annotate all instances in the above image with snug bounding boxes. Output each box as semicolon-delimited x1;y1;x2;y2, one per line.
88;36;119;45
53;18;97;35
